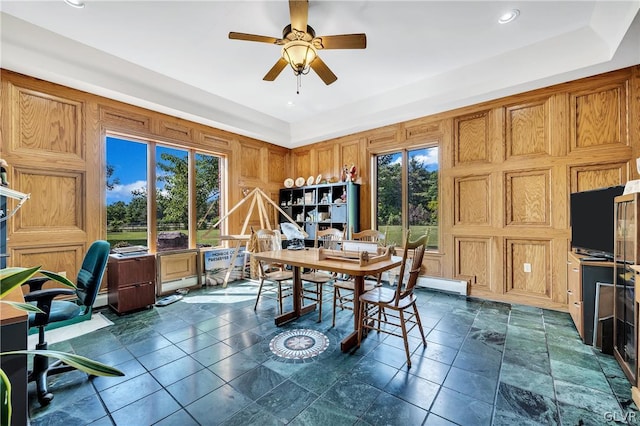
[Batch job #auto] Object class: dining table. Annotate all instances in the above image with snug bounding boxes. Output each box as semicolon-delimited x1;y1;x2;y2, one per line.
252;247;402;352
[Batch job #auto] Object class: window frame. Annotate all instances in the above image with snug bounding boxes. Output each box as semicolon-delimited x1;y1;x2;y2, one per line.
370;140;440;250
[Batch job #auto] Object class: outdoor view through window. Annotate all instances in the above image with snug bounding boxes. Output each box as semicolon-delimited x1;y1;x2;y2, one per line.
375;146;439;249
106;136;221;251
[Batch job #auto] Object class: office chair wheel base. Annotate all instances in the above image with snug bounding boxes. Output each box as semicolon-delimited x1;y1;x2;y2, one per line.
38;392;54;406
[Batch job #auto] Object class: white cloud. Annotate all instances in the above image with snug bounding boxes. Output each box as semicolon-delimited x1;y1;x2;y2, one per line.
107;180;147;202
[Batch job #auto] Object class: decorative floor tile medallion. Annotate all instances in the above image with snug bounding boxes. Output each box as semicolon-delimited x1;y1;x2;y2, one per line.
269;329;329;360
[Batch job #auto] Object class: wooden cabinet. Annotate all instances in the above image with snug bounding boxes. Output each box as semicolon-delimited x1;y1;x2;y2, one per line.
279;182;360;245
614;194;638;385
567;251;615;346
108;254;156;314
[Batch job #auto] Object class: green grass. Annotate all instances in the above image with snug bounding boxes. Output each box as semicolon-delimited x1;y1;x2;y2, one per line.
107;229;221;248
377;225;438;249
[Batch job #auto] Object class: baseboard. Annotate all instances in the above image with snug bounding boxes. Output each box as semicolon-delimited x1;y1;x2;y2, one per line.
417;276;469;296
159;277;199;294
95;293;108;308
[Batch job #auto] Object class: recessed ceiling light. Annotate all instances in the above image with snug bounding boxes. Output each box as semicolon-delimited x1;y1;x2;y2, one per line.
64;0;85;9
287;101;295;107
498;9;520;24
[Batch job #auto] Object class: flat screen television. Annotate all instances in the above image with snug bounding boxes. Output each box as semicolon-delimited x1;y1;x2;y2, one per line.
570;185;625;259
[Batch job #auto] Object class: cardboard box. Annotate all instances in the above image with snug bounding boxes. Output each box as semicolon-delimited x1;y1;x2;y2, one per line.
202;248;247;285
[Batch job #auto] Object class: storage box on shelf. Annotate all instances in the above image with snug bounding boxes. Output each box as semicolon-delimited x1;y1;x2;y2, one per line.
279;181;359;246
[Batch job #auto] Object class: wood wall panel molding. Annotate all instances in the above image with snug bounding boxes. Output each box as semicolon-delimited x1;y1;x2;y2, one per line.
200;132;232;149
455;175;490;225
13;244;84;286
316;146;336;179
340;140;361;170
405;120;441;140
158;251;198;283
570;81;628;151
14;168;84;232
505;239;551;299
366;129;398;146
293;150;311;179
505;98;551;159
239;144;262;180
454;111;490;165
12;85;84;160
423;254;443;277
505;169;550;226
157;119;194;143
570;162;627;192
455;237;490;288
267;149;287;185
99;106;150;132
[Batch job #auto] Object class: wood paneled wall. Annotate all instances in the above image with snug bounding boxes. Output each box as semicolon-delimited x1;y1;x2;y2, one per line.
2;65;640;310
291;66;640;310
0;70;289;291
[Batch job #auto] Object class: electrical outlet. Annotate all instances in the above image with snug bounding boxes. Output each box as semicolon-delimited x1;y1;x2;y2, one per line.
523;263;531;273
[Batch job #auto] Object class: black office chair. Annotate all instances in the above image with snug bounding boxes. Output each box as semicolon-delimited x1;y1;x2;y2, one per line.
22;240;110;406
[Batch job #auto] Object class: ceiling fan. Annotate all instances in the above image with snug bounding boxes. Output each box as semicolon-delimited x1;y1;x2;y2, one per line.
229;0;367;88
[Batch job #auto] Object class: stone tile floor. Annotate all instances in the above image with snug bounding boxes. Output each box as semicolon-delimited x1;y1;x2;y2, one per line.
27;280;640;425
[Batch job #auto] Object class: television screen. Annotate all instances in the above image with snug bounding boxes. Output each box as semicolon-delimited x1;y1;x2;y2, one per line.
570;185;625;258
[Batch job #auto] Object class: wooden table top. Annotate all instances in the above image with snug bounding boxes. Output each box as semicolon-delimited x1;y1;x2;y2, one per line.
252;248;402;276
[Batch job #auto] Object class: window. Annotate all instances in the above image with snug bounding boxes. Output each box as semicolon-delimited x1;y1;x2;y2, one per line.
375;146;439;249
106;136;222;251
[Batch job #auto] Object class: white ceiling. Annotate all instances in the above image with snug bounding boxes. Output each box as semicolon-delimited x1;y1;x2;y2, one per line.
2;1;639;149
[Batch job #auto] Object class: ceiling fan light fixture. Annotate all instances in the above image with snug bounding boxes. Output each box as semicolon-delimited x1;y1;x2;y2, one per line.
282;41;317;75
64;0;85;9
498;9;520;24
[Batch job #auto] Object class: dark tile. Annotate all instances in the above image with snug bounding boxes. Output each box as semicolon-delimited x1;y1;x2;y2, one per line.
229;365;286;401
126;334;172;357
174;332;219;354
255;380;318;423
220;402;285;426
499;361;554;399
344;357;399;389
91;358;147;391
223;330;264;351
495;382;559;424
452;348;501;379
185;383;253;425
166;369;226;406
367;342;409;369
154;409;200;426
420;340;458;365
360;391;428;425
99;373;162;412
150;355;204;387
554;379;623;415
430;387;493;426
323;377;381;416
110;389;180;426
136;344;187;370
208;351;260;381
29;393;108;426
190;341;236;366
406;355;450;385
289;398;359;426
550;358;611;392
557;401;623;426
383;369;439;410
443;365;497;404
162;324;204;344
426;329;465;349
423;413;458;426
502;347;551;375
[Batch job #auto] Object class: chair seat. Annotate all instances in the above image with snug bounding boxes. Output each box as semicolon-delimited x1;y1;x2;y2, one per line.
360;288;418;309
301;271;334;284
28;300;83;328
265;270;293;282
334;279;376;292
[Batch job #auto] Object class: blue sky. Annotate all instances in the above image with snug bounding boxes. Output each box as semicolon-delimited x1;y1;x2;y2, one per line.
107;136;186;205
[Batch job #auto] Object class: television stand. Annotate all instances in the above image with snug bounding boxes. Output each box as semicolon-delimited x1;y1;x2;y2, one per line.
567;251;615;348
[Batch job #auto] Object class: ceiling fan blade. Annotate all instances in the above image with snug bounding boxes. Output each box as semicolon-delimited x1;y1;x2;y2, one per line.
229;32;280;44
289;0;309;32
314;34;367;50
263;58;289;81
310;56;337;85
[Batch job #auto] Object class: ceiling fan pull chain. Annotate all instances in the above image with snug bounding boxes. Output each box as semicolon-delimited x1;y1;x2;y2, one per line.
297;74;301;95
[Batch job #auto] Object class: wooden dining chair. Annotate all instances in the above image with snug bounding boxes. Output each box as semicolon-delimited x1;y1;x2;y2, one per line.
356;230;429;368
300;227;344;322
331;228;386;326
254;229;293;314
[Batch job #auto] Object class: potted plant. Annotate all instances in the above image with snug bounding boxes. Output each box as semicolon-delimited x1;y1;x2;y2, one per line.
0;266;124;425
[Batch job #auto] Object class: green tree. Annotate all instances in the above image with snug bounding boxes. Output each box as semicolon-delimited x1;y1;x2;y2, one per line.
106;164;120;191
126;188;148;225
376;154;401;227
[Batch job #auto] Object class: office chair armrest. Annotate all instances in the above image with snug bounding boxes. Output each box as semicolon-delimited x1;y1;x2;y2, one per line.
24;288;76;304
22;276;51;292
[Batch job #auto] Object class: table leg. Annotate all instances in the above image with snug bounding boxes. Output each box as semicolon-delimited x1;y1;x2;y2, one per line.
340;275;364;352
274;265;316;326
